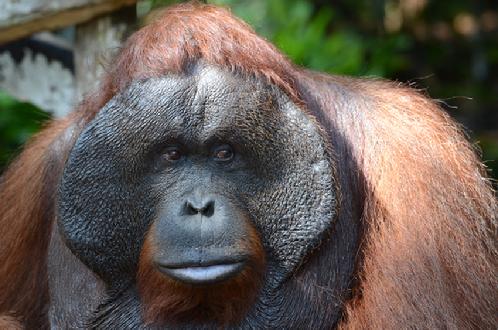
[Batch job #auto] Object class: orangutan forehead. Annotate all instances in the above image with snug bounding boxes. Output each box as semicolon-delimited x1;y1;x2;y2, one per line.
88;65;293;149
96;65;290;145
119;65;278;120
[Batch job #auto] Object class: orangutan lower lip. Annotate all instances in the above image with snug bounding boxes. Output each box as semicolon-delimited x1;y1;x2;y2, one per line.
156;261;246;284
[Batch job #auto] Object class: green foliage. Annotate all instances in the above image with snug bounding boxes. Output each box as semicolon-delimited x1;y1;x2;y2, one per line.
0;91;51;171
212;0;411;76
150;0;396;74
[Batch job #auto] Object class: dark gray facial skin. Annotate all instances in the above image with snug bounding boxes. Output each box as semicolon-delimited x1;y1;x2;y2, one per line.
58;64;340;328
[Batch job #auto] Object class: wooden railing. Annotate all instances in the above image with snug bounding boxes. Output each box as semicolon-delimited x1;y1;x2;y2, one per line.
0;0;138;116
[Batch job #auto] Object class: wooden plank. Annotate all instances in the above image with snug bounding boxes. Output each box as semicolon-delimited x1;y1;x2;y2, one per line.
74;5;136;102
0;0;137;44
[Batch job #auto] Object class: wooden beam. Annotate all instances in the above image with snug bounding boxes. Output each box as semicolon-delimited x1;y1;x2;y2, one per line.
0;0;137;44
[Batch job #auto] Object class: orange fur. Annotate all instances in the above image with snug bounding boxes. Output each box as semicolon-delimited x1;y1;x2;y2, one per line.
0;315;23;330
335;80;497;328
0;116;80;328
0;2;496;328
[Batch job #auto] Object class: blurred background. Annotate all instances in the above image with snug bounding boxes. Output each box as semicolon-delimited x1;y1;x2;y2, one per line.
1;0;497;181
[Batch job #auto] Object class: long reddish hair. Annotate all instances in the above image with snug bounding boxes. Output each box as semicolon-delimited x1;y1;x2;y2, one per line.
0;2;496;328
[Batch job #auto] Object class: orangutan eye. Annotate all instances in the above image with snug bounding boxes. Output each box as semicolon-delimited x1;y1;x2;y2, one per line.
213;144;234;162
163;147;183;162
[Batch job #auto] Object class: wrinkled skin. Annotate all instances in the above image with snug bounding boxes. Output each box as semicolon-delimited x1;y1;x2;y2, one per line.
55;65;351;328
